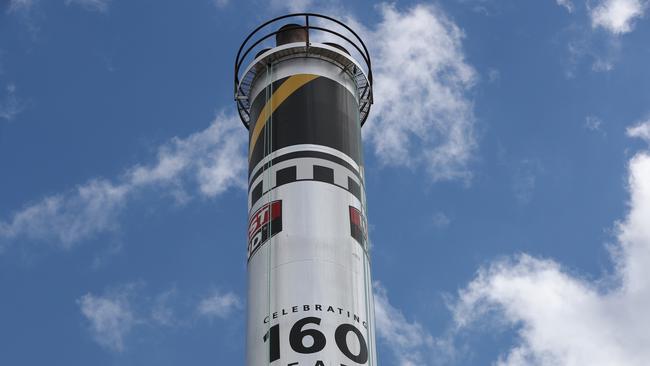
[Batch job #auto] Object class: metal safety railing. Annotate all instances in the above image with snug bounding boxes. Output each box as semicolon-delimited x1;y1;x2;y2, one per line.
234;13;373;129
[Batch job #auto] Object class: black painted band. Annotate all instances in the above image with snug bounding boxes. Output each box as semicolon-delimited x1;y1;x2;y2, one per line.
249;149;362;190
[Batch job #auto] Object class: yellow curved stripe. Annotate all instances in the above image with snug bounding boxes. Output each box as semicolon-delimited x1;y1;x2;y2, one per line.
249;74;319;160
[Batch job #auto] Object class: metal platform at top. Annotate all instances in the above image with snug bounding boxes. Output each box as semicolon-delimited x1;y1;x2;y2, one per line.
234;13;373;130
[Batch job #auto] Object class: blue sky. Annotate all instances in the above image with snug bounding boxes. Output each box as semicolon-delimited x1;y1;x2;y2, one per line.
2;0;650;365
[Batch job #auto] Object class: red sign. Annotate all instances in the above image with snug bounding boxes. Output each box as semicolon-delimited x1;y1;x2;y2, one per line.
349;206;367;248
248;201;282;260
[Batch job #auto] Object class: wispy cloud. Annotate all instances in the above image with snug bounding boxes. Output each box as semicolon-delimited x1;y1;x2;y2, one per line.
4;0;41;37
450;132;650;365
590;0;648;35
512;159;542;205
432;212;451;229
64;0;111;13
79;283;242;352
557;0;647;75
366;4;477;182
557;0;575;13
456;0;501;16
565;26;623;75
487;68;500;83
375;283;434;365
585;115;604;132
150;287;179;327
0;112;246;250
627;118;650;144
6;0;35;13
196;290;242;320
0;179;129;248
78;284;137;352
374;283;455;365
585;115;608;136
0;83;26;121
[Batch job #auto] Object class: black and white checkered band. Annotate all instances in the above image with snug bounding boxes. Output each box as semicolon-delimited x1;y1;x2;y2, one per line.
248;148;365;210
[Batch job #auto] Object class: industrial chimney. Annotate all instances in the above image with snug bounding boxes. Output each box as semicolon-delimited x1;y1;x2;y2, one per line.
234;13;376;365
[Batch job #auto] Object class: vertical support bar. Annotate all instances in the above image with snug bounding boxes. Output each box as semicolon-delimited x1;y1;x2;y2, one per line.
305;15;310;53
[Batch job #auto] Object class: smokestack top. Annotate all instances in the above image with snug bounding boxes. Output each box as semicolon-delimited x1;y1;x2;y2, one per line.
235;13;373;129
276;24;308;46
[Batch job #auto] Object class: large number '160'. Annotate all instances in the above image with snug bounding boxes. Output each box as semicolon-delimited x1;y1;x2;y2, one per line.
263;317;369;364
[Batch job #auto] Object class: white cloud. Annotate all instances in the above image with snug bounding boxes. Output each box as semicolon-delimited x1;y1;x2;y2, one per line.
375;283;434;365
627;119;650;144
0;179;129;248
5;0;41;36
365;4;477;182
564;26;623;76
591;57;615;71
79;283;242;351
557;0;575;12
78;285;136;352
561;0;645;74
125;112;246;197
450;142;650;364
0;112;246;249
487;68;501;83
64;0;111;13
150;288;178;327
375;283;454;365
512;159;542;205
6;0;34;13
0;83;26;121
432;212;451;229
197;290;241;320
456;0;499;16
590;0;647;34
585;115;604;132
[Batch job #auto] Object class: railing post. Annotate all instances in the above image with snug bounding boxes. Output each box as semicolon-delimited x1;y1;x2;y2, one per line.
305;15;310;54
